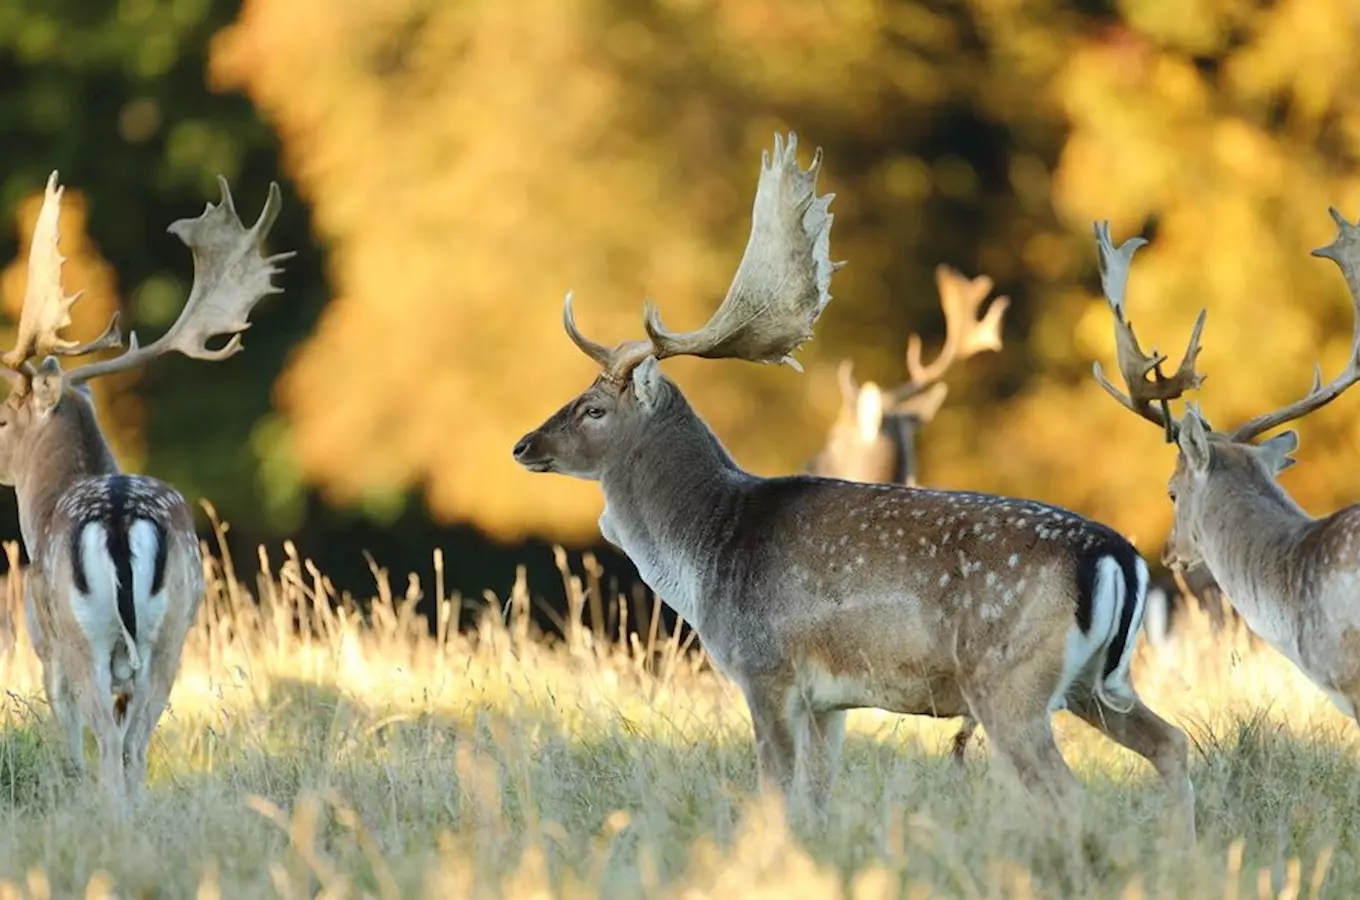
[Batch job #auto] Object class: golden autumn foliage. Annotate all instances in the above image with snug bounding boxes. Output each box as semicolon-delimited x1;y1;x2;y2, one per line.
210;0;1360;550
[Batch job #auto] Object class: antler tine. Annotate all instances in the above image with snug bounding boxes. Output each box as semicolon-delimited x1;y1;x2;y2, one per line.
632;131;840;379
2;172;124;373
899;265;1008;398
67;177;292;387
1229;207;1360;443
562;292;614;368
1089;220;1206;440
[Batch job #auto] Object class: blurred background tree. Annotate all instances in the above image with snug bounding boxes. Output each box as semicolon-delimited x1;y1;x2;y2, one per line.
2;0;1358;610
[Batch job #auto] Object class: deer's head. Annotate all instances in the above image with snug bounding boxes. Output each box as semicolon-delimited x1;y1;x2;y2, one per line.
513;133;841;481
1092;209;1360;572
0;172;291;487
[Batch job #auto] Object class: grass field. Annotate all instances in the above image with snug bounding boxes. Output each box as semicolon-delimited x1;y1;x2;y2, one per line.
0;518;1352;898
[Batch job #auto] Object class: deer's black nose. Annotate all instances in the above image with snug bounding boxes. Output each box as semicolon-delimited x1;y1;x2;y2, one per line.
512;435;534;460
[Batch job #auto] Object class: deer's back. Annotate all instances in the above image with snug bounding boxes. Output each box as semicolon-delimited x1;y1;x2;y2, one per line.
697;477;1140;684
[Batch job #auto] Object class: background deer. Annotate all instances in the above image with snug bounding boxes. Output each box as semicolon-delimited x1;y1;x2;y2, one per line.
0;172;290;815
1092;211;1360;720
512;134;1194;840
807;266;1007;488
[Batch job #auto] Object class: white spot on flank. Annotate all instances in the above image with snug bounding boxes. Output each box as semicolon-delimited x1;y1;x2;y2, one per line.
1008;554;1019;567
985;571;997;586
939;573;950;587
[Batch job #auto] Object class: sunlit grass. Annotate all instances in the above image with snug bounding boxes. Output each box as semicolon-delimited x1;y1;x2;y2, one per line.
0;516;1350;898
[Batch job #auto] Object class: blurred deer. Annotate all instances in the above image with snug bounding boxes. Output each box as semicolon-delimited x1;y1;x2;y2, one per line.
1092;212;1360;721
1141;563;1234;662
0;173;290;815
807;266;1007;488
513;134;1193;841
806;267;1008;762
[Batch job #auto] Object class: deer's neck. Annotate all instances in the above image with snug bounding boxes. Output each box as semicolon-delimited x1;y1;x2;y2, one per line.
882;413;920;486
1195;474;1311;646
17;394;119;557
598;391;747;626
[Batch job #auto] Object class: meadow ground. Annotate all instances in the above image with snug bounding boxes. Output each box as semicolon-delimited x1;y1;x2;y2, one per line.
0;519;1351;899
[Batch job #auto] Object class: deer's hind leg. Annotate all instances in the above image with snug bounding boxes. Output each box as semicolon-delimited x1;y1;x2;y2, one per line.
25;577;84;776
122;624;192;809
1067;693;1195;844
60;642;126;816
962;653;1083;841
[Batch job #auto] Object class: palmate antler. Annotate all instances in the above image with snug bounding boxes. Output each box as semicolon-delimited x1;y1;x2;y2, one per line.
1090;221;1206;441
1;172;292;394
2;173;124;389
563;132;841;384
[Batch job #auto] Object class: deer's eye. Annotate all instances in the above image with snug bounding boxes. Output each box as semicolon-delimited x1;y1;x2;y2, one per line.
583;406;606;420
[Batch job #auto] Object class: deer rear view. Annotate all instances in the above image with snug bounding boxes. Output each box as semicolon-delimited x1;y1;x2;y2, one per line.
0;173;290;815
513;134;1193;841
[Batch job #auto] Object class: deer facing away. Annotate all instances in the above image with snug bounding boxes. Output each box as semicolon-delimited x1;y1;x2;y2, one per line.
1093;211;1360;722
806;265;1008;489
0;173;290;815
513;134;1193;839
806;265;1008;762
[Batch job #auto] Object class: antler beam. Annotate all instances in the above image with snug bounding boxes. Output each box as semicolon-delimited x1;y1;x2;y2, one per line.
1228;208;1360;442
893;265;1008;407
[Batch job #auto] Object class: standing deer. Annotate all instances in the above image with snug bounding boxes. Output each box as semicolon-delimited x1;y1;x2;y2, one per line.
513;134;1193;840
1092;211;1360;721
806;266;1008;762
807;265;1007;488
0;172;289;814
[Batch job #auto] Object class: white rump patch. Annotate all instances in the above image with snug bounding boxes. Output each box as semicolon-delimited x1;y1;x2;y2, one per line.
1051;556;1121;714
1098;555;1146;712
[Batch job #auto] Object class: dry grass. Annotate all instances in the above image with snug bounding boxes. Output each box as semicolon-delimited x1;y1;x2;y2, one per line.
0;518;1351;899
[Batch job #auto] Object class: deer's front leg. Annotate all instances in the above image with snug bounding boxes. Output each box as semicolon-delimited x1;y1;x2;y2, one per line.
794;707;846;825
742;679;796;798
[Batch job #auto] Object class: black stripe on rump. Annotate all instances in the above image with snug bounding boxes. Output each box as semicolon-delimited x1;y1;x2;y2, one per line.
1103;545;1142;679
105;478;137;642
151;518;169;595
1073;536;1141;662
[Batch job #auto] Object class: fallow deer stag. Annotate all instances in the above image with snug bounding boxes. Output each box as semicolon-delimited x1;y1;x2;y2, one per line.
0;172;290;815
808;265;1007;488
1093;211;1360;721
806;266;1008;761
513;134;1193;839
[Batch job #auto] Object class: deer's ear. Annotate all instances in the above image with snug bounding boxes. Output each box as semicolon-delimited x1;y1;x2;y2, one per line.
855;381;883;442
1255;429;1299;476
631;356;664;411
1178;409;1212;471
30;357;63;416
